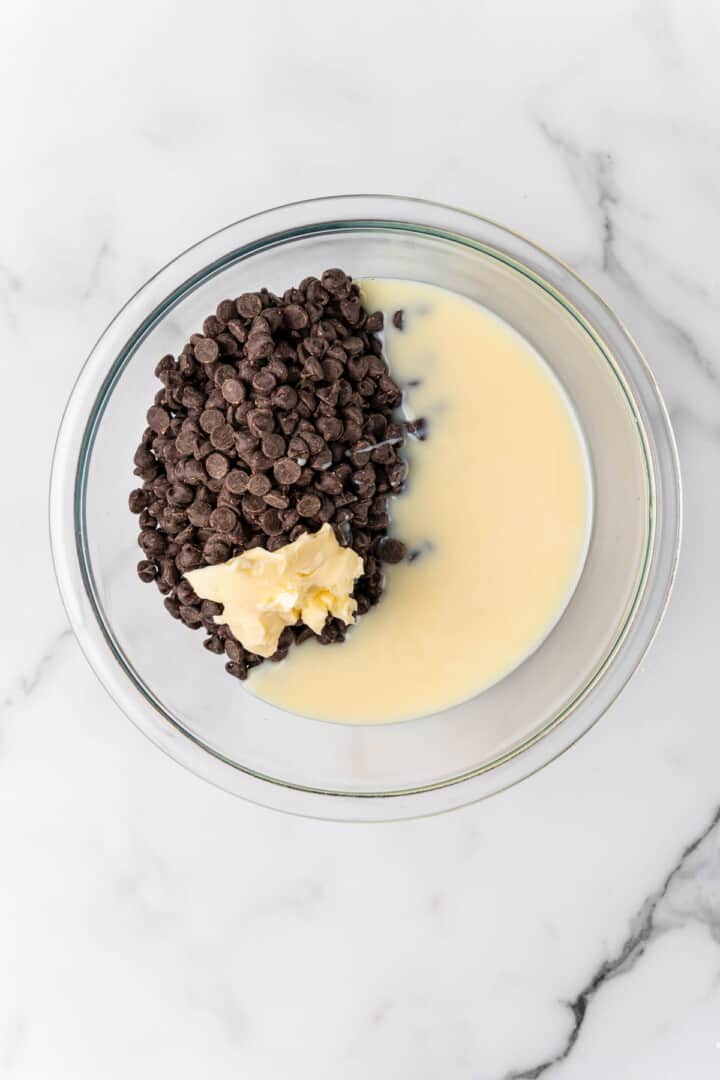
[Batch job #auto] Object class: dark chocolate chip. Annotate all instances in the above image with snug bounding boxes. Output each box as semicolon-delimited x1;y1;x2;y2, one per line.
210;423;235;451
247;473;272;497
203;536;230;564
216;300;236;323
129;489;149;514
225;469;250;494
236;293;263;318
194;337;220;364
377;537;406;564
297;493;322;518
147;406;170;434
247;409;275;437
177;544;203;571
221;379;245;405
261;433;286;460
284;303;310;329
209;507;238;533
263;490;289;509
137;559;157;582
273;457;302;485
406;417;428;440
205;453;229;480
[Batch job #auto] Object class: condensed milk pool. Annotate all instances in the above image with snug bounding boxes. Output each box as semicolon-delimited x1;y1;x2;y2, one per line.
249;278;593;724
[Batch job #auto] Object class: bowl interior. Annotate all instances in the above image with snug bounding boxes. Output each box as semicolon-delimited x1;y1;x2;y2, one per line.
78;223;652;796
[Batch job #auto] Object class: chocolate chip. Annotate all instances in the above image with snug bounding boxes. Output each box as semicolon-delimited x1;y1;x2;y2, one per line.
227;319;248;343
147;406;170;434
177;544;203;570
209;507;238;533
164;596;181;619
216;300;236;323
406;417;428;440
247;473;272;497
248;450;274;473
236;293;263;318
287;435;309;461
372;444;397;466
241;493;266;517
263;490;289;509
129;489;149;514
297;493;321;518
311;447;333;471
194;337;220;364
137;559;157;582
210;423;235;451
203;536;230;564
259;509;284;535
266;533;290;552
321;268;351;297
321;358;344;383
205;453;229;480
199;409;224;433
221;379;245;405
284;303;310;329
246;334;273;362
273;457;302;485
302;355;324;382
347;355;370;381
377;537;406;564
176;430;199;456
387;461;408;488
277;411;299;436
316;471;343;495
225;660;248;680
139;529;166;555
235;430;259;456
304;337;327;358
261;433;286;459
340;297;362;325
247;409;275;437
252;370;276;394
204;634;225;654
316;416;343;441
271;385;298;410
225;469;249;494
188;500;212;527
182;459;206;485
216;333;240;356
160;556;180;586
179;604;203;629
154;355;175;377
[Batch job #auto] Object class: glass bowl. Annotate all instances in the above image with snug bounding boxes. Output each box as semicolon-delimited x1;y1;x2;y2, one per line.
50;195;681;820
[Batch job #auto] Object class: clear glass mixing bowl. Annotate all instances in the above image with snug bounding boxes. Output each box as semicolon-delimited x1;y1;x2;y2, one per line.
50;196;681;820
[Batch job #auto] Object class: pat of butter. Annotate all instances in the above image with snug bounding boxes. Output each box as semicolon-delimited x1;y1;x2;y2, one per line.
184;524;364;658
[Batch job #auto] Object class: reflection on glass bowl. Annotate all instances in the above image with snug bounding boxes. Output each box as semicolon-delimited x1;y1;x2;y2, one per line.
50;196;681;820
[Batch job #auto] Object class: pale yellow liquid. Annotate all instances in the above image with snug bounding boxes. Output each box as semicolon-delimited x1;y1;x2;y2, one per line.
249;279;592;724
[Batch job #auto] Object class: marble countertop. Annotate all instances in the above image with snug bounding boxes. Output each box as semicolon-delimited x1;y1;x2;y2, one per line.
3;1;720;1076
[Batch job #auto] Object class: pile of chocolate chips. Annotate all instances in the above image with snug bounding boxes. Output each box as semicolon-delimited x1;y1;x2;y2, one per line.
129;269;414;680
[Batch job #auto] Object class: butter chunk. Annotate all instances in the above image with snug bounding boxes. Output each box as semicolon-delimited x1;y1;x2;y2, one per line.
184;524;364;658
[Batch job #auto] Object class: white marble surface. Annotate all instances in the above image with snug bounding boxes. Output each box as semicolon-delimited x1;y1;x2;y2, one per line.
2;0;720;1075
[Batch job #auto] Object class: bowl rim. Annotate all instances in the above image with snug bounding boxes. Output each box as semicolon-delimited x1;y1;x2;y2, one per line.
49;194;682;820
